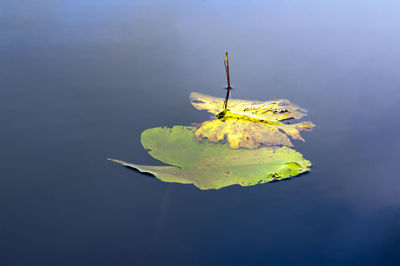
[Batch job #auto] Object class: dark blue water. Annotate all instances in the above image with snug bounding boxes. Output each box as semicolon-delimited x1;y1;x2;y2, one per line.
1;0;400;265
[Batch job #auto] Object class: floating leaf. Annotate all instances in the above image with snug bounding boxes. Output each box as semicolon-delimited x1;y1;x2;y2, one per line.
108;126;311;190
190;92;315;148
190;92;309;121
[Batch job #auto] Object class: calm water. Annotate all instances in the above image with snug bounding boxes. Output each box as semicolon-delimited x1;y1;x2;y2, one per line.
1;0;400;265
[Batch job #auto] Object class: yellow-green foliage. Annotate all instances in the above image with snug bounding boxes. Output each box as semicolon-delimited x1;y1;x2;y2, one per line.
190;92;315;149
108;126;311;190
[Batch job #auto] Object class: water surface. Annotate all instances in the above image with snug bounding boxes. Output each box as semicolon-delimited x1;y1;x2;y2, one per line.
1;0;400;265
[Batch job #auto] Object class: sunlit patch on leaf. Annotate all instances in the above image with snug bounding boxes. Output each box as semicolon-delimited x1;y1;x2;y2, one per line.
108;126;311;190
195;117;314;149
190;92;315;149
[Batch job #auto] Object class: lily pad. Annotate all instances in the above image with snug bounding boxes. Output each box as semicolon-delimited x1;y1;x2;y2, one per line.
108;126;311;190
190;92;315;149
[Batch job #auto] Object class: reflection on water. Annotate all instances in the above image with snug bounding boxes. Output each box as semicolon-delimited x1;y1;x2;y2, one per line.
1;0;400;264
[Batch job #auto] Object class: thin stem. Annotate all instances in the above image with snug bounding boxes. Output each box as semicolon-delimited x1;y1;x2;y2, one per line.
223;51;231;109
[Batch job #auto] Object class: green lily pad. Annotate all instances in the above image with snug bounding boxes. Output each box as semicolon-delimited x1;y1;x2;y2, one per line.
108;126;311;190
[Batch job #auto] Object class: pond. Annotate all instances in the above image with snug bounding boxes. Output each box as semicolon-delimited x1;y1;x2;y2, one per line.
1;0;400;265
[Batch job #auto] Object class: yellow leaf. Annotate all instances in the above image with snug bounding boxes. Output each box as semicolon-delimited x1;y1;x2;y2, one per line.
190;92;315;149
190;92;309;122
